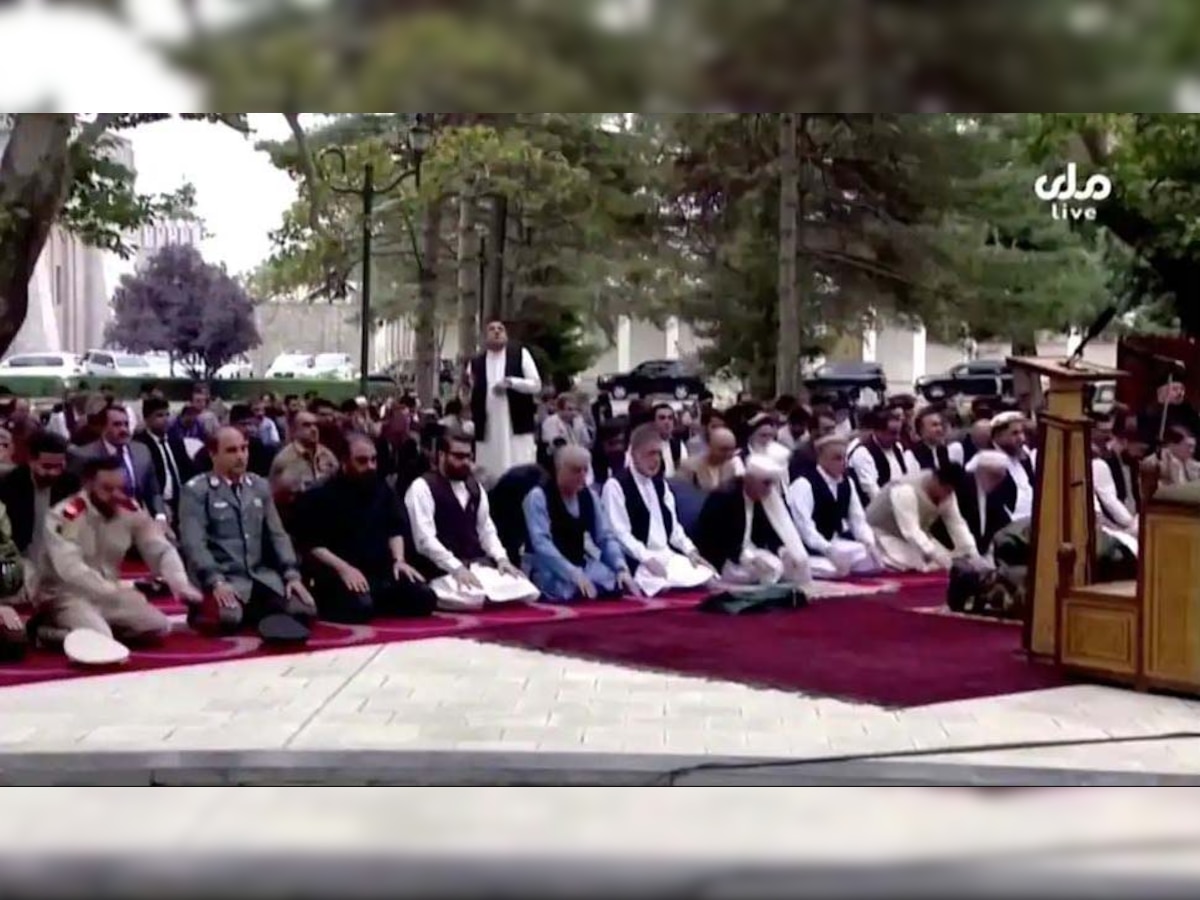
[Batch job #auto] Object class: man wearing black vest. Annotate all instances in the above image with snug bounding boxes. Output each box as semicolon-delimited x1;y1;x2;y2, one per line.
904;407;952;472
601;423;715;596
847;408;910;506
954;450;1015;557
522;445;636;601
949;416;993;468
404;429;539;610
647;403;688;477
991;411;1037;520
470;320;543;486
1092;416;1146;542
788;434;882;579
695;450;812;586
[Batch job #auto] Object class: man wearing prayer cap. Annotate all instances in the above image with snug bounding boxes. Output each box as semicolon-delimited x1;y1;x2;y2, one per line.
953;449;1016;557
601;423;716;596
694;451;812;586
865;463;983;572
990;410;1037;519
787;433;883;579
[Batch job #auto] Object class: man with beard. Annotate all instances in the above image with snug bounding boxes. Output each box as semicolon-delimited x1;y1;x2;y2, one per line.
847;408;910;506
1092;415;1148;546
36;456;200;648
192;404;276;478
470;320;543;485
677;426;742;491
405;429;539;610
179;427;317;640
269;408;339;500
293;434;436;622
0;431;79;588
953;450;1015;557
588;421;629;487
990;411;1037;520
949;416;994;468
376;403;427;498
865;464;982;572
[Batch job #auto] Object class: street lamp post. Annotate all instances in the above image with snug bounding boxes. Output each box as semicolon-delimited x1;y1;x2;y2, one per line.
317;116;433;396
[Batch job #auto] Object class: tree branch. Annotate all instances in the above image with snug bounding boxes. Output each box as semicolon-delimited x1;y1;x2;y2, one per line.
73;113;121;150
283;111;323;235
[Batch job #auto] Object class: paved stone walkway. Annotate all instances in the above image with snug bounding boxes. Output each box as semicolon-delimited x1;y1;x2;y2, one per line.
0;638;1198;772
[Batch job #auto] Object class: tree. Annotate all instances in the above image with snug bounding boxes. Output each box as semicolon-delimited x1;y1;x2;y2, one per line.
0;113;233;358
105;244;261;378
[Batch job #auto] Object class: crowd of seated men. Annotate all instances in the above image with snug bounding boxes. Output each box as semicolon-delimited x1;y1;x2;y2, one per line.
1;370;1198;659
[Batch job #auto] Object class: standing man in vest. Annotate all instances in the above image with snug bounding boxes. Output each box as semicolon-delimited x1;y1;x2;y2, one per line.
405;429;539;610
523;445;636;601
788;435;882;579
865;464;982;572
1092;416;1146;545
694;452;812;586
904;408;952;472
601;423;714;596
470;320;543;486
847;408;909;506
991;411;1036;520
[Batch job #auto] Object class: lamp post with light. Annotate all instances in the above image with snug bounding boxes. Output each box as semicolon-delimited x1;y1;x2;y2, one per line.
317;115;433;396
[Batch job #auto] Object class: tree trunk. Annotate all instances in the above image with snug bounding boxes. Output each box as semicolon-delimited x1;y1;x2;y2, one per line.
0;114;76;357
775;112;802;397
455;195;478;399
481;193;507;327
413;199;443;404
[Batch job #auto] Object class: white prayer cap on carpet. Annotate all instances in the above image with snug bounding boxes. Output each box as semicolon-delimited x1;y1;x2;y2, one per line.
746;453;786;480
967;449;1009;473
991;411;1026;430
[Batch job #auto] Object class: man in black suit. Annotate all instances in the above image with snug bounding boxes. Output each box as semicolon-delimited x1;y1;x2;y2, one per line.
133;397;197;524
0;431;79;592
69;405;165;520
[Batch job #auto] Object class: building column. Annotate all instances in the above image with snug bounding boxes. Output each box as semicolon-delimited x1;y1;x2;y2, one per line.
912;323;927;382
665;316;680;360
861;323;878;363
617;315;632;372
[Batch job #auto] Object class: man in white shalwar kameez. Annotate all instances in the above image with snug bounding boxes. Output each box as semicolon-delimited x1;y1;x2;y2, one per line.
601;423;716;596
469;321;542;486
405;430;539;610
864;464;983;572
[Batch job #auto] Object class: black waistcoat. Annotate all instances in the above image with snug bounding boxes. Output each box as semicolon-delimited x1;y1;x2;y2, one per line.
911;442;950;471
470;344;537;443
421;471;486;569
809;471;853;541
615;468;673;543
544;482;596;567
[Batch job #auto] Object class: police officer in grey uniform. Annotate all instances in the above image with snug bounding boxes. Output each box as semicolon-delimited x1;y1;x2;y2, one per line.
178;426;316;638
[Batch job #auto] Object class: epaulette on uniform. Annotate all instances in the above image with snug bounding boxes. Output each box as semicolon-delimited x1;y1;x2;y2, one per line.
61;496;87;521
184;474;209;490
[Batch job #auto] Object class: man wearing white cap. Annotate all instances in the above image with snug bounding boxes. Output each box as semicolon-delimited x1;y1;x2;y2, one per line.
865;464;982;572
956;450;1016;557
991;411;1036;519
787;434;882;579
949;417;994;468
695;450;812;586
602;423;715;596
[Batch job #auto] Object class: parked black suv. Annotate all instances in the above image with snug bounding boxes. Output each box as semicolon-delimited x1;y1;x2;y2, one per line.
915;359;1014;402
597;359;709;401
804;361;888;403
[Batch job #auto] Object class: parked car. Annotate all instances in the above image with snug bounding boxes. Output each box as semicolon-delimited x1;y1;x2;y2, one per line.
82;349;156;379
266;353;315;379
214;355;254;380
804;361;888;405
915;359;1014;402
0;352;85;380
596;359;709;401
311;352;357;381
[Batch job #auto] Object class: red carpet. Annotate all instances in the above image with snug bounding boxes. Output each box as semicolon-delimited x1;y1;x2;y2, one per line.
470;579;1067;708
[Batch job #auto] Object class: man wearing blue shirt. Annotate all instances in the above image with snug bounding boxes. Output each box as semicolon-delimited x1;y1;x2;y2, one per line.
522;445;637;602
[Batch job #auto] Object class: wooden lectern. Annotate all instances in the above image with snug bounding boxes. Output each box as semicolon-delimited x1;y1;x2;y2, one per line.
1007;357;1127;658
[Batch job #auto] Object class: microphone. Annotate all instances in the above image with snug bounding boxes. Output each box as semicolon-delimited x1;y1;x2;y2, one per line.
1122;342;1187;373
1067;305;1118;367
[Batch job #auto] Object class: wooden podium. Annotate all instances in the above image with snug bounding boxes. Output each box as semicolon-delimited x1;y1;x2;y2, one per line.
1007;357;1127;658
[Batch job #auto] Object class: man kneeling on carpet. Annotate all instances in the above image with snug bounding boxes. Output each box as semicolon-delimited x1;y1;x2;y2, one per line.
601;423;715;596
178;427;317;643
864;463;984;572
787;434;883;579
404;429;539;610
32;456;201;657
522;445;637;602
292;434;437;622
694;451;812;586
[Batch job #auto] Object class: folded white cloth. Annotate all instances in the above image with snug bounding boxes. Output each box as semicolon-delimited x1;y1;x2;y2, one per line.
431;563;540;611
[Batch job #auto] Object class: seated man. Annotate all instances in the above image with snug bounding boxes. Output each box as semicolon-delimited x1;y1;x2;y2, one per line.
1092;415;1145;541
1159;425;1200;487
677;426;742;491
601;423;715;596
949;417;993;467
178;427;317;638
695;452;812;586
787;434;882;579
523;445;636;602
990;411;1037;520
954;450;1015;558
0;503;26;658
293;434;437;622
865;463;982;572
36;456;200;647
0;431;79;597
847;408;910;506
404;429;539;610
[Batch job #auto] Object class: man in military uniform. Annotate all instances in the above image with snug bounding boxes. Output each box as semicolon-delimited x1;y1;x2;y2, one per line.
36;456;199;645
178;426;317;638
